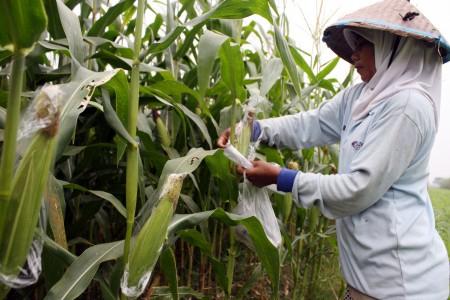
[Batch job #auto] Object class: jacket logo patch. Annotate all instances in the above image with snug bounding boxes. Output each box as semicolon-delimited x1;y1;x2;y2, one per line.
351;141;364;150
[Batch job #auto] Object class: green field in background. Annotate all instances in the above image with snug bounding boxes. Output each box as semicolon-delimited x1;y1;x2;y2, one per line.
429;188;450;258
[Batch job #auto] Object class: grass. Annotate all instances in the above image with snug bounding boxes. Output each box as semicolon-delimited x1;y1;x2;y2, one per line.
429;188;450;258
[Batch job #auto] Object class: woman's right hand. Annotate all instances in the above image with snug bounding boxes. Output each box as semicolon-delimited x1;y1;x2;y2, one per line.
217;128;231;148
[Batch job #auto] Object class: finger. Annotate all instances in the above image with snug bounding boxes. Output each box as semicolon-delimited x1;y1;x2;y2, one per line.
216;129;230;148
236;165;246;175
217;137;226;148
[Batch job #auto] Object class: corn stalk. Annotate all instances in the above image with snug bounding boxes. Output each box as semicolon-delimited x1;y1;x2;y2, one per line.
122;0;146;278
0;52;25;200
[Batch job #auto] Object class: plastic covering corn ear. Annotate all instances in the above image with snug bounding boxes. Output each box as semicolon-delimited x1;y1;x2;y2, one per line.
0;204;47;288
224;144;253;169
121;173;186;298
233;177;282;248
18;85;61;141
120;264;153;298
224;97;282;248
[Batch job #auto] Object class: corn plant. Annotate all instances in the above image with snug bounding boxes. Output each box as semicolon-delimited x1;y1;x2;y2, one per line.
0;0;351;299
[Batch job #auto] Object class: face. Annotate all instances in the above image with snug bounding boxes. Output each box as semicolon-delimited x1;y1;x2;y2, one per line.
350;38;376;82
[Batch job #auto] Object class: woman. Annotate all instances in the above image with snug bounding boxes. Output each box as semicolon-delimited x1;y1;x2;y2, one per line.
218;1;449;299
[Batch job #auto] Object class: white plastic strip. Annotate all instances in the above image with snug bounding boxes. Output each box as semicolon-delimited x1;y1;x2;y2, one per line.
223;144;253;169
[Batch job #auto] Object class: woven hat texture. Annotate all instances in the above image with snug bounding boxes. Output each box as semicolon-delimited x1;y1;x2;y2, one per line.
323;0;450;63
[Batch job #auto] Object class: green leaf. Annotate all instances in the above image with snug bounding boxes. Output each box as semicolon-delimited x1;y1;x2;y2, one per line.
260;58;283;96
316;57;340;82
220;41;246;100
41;232;76;289
0;133;56;277
157;147;219;189
178;229;212;255
149;80;207;111
169;209;280;294
44;0;65;39
148;0;272;55
56;0;85;64
44;241;124;300
152;286;206;299
160;248;178;300
104;70;129;163
88;0;134;36
0;106;6;129
0;0;48;52
101;89;138;147
177;103;212;149
196;0;272;23
197;30;228;97
55;64;119;159
60;181;127;219
290;46;316;83
273;24;302;100
150;94;212;149
48;206;280;298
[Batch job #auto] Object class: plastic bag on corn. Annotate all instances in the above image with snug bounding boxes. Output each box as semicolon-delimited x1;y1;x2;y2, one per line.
18;84;61;141
0;204;47;288
224;99;281;248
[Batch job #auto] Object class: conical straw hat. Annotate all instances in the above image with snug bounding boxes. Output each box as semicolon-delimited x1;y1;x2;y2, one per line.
323;0;450;64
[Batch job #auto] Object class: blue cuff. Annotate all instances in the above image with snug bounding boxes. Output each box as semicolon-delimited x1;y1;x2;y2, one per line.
251;121;261;142
276;168;298;192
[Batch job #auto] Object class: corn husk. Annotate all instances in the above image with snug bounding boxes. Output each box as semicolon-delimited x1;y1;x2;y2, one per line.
0;86;59;284
121;173;185;297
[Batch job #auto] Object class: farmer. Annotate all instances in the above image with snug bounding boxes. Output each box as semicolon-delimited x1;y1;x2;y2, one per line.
218;0;449;299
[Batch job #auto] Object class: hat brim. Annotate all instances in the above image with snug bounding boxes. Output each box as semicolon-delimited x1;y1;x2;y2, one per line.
323;21;450;64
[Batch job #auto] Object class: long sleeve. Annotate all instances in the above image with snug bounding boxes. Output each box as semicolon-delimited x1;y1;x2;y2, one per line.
257;87;351;149
292;102;423;219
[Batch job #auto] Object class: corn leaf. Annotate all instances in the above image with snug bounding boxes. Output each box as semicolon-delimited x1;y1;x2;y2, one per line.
273;24;302;100
197;30;228;97
260;58;283;97
290;46;316;83
0;0;47;52
152;287;206;299
160;247;178;300
148;0;272;55
169;208;280;293
151;94;213;149
0;133;56;276
316;57;340;82
88;0;134;36
101;89;137;147
43;0;65;40
157;147;219;189
55;64;119;159
60;181;127;219
220;41;246;100
55;0;85;64
44;241;124;300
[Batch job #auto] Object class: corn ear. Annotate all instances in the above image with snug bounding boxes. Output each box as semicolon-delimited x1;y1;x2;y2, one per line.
0;86;59;281
153;111;171;148
0;133;56;277
236;110;254;157
122;173;185;297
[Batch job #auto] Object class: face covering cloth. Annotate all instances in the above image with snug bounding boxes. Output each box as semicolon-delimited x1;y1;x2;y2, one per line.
343;28;442;128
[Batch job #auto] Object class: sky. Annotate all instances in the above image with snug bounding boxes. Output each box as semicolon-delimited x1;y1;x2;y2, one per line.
279;0;450;182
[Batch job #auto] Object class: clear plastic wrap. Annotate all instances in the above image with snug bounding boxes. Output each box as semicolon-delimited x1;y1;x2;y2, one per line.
224;100;282;248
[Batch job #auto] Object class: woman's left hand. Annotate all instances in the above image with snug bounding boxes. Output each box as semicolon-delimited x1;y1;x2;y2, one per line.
237;160;281;187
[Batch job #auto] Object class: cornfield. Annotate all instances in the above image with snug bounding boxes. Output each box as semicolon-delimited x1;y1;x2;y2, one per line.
0;0;353;299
